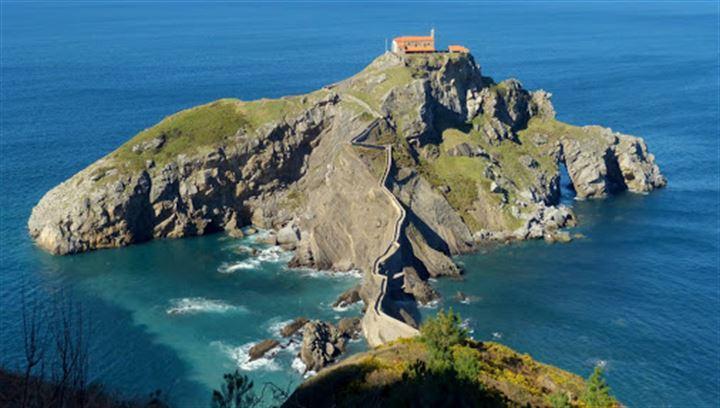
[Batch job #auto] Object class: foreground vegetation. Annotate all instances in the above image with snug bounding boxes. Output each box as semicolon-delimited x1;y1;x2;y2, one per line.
2;294;168;408
284;309;618;407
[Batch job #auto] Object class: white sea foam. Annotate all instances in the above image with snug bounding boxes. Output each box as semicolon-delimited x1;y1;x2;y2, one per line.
594;359;608;369
218;246;293;274
291;357;307;374
212;341;281;372
458;318;475;335
291;356;316;379
283;340;301;355
492;331;502;339
332;301;362;313
257;246;292;263
286;267;362;280
166;298;246;315
459;295;480;305
218;259;260;273
234;245;255;254
267;318;295;337
420;299;440;309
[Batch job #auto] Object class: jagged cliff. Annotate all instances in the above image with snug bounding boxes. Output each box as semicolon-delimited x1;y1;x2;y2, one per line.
28;52;665;340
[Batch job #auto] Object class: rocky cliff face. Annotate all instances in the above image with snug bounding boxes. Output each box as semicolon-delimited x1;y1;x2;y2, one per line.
29;52;665;337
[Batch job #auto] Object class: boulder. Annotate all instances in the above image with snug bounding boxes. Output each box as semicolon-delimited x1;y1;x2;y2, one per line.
454;291;469;302
332;285;362;309
280;317;309;337
402;267;439;305
248;339;279;361
300;321;344;372
131;135;165;153
337;317;362;340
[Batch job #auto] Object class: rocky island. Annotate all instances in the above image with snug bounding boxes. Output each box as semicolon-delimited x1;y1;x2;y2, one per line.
28;51;664;403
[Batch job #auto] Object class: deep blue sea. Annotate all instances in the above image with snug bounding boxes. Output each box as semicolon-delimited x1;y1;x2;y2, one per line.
1;2;718;407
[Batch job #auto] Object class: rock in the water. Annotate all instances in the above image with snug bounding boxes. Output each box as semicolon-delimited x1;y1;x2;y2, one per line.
402;267;439;305
248;339;279;361
332;285;361;309
561;127;665;199
454;291;469;302
280;317;309;338
300;321;344;372
337;317;362;340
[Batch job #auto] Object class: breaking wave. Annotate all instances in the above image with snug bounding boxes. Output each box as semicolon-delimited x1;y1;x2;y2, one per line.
218;259;260;273
332;301;362;313
212;341;281;372
166;298;246;315
218;246;292;274
419;299;440;309
257;246;292;263
292;357;316;378
287;267;362;280
267;318;295;337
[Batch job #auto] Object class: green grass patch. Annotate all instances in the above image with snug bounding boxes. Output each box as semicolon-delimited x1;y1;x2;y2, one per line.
109;93;320;173
111;99;248;171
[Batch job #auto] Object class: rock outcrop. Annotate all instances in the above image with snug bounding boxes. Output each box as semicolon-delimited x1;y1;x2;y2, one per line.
332;286;362;309
29;51;665;346
248;339;279;361
299;321;348;372
560;126;666;199
280;317;309;338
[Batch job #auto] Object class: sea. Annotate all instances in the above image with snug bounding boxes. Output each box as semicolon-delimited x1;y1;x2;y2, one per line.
1;2;718;407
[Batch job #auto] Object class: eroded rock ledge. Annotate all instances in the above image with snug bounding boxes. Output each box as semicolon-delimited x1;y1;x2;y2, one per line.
29;52;665;342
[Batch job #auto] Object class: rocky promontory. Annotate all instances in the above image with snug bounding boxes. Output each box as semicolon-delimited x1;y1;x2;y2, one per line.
28;51;665;344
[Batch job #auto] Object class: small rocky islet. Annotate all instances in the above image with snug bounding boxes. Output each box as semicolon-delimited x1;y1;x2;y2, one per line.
28;51;664;405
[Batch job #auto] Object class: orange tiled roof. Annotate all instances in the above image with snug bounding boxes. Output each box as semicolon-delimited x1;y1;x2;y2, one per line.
448;45;470;53
393;36;433;43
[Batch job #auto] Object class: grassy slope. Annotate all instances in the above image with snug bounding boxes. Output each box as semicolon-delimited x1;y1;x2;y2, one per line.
95;91;328;181
286;338;596;407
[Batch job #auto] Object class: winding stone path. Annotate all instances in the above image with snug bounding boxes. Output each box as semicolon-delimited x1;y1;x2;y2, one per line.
347;109;419;347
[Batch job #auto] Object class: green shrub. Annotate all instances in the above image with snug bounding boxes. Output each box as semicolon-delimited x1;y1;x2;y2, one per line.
419;308;468;372
581;366;614;408
419;308;468;350
547;391;571;408
452;345;483;383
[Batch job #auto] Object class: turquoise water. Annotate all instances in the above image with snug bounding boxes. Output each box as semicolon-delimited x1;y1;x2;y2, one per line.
1;2;718;407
